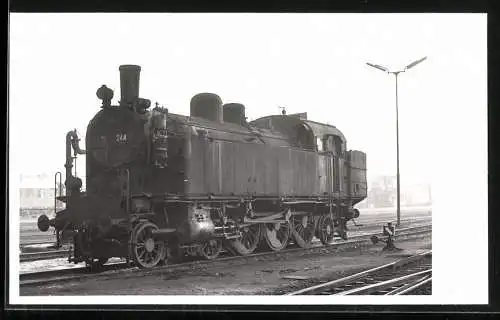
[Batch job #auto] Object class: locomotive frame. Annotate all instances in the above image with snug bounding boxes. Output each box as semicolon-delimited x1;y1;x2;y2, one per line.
37;64;367;269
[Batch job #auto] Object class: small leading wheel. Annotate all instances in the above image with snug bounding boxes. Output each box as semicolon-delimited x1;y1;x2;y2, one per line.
318;215;335;245
200;239;223;260
131;222;166;269
292;214;316;248
262;222;291;252
230;224;261;255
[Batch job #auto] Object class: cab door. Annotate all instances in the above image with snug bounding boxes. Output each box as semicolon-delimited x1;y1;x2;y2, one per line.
322;135;339;198
316;136;332;197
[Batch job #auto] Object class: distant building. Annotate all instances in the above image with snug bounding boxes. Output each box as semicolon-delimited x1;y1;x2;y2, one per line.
404;183;433;206
356;175;432;209
19;173;64;209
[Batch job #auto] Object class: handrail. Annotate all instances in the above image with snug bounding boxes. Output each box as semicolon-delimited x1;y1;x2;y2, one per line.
69;129;87;155
124;168;130;213
64;130;86;197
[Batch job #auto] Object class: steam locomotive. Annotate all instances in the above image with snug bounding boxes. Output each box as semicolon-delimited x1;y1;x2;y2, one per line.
37;65;367;269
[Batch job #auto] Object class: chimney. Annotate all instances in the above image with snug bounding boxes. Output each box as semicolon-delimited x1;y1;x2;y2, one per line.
119;65;141;107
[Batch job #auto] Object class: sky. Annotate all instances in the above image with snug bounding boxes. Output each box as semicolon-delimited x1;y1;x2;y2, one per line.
9;13;487;186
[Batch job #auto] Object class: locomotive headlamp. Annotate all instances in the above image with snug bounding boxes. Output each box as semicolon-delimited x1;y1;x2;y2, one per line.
96;85;114;107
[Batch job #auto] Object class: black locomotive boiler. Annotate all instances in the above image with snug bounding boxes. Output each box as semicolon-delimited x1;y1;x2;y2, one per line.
37;64;367;268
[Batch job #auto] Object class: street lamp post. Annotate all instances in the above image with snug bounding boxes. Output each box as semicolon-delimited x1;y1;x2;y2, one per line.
366;56;427;226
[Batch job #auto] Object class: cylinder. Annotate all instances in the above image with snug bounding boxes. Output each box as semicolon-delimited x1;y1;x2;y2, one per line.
190;93;223;123
223;103;246;126
119;65;141;107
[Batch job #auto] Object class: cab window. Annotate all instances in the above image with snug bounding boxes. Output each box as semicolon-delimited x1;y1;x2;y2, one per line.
316;137;323;151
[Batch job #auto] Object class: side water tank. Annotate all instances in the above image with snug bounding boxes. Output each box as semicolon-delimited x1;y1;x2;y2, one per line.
190;93;223;123
223;103;246;126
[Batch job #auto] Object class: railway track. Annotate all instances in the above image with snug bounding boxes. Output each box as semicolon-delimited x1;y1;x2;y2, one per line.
18;209;431;238
19;222;431;262
20;238;58;246
286;250;432;295
20;249;70;262
19;224;431;288
19;216;432;260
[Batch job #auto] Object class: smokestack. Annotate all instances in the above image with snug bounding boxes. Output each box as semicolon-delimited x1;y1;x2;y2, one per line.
119;65;141;107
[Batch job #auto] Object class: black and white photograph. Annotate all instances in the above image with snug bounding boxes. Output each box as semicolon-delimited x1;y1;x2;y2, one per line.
8;12;488;305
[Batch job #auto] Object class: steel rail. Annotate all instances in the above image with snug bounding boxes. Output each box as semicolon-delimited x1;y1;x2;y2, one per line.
18;214;432;246
384;275;429;295
335;269;431;295
19;223;431;264
394;276;432;295
19;239;58;246
19;223;431;262
20;225;431;287
286;250;432;295
20;250;70;262
20;241;58;246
